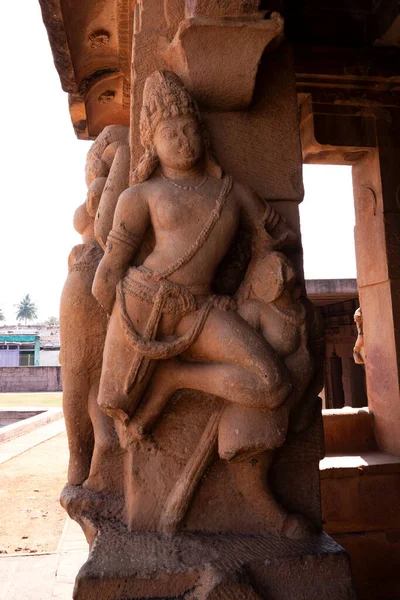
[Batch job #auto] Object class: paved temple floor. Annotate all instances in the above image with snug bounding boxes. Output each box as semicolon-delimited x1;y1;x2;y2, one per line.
0;419;65;465
0;420;86;598
0;518;87;600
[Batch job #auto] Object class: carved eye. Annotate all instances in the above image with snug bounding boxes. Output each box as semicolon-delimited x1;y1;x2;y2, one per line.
163;130;176;140
185;122;199;137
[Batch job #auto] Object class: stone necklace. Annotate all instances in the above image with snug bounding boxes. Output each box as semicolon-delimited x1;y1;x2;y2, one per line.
161;171;208;191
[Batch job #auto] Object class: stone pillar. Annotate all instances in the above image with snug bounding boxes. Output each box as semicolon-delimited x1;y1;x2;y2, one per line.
298;72;400;455
353;106;400;455
58;3;355;598
130;2;303;219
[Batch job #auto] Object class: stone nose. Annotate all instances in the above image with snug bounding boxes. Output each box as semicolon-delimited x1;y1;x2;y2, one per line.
177;131;190;150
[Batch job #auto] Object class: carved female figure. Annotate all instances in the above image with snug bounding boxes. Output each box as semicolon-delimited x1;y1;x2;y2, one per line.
60;126;129;491
353;307;365;365
93;70;297;429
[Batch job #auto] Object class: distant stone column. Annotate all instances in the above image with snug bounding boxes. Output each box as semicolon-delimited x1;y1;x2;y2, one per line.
353;109;400;454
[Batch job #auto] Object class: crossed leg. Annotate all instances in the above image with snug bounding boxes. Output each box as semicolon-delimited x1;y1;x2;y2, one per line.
128;307;292;438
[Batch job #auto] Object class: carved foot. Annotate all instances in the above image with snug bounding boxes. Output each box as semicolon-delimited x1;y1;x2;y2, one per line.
60;483;123;524
83;448;112;492
60;483;94;518
83;473;106;493
282;512;316;540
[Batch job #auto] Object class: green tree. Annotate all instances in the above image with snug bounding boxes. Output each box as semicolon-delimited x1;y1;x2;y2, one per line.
45;316;59;326
16;294;38;326
0;308;5;321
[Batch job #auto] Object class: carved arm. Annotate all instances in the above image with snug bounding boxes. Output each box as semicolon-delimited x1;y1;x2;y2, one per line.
92;187;150;315
239;184;298;254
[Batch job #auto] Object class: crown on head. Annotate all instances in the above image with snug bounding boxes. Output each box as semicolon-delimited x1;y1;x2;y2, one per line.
139;70;200;149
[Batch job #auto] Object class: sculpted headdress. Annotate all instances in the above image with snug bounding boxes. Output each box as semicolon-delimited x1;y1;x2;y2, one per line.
131;70;221;184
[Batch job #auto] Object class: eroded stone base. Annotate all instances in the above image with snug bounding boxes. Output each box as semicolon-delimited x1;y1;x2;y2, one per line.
73;520;355;600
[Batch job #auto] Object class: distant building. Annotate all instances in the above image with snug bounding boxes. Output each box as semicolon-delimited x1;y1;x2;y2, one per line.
0;333;40;366
306;279;367;410
0;324;60;367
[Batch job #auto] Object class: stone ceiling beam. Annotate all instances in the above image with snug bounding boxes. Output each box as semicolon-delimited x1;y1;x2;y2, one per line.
38;1;400;140
38;0;131;139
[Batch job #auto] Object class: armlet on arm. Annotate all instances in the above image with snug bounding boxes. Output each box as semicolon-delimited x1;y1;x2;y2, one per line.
263;203;298;247
107;225;142;251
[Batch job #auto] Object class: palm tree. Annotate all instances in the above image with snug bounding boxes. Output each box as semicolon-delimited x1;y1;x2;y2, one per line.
16;294;38;326
45;316;59;326
0;308;5;321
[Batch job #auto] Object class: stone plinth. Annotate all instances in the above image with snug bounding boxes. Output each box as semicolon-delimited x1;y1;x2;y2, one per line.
70;513;354;600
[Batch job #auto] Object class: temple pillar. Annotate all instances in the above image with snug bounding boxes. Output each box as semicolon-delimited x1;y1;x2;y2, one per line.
353;107;400;455
130;2;305;282
46;3;355;599
298;69;400;455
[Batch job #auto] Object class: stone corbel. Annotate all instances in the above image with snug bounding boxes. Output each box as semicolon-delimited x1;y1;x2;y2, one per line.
161;13;284;111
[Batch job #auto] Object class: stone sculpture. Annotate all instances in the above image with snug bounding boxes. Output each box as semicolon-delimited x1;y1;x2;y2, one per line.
59;125;129;491
61;71;355;600
353;307;365;365
93;71;297;423
125;249;325;537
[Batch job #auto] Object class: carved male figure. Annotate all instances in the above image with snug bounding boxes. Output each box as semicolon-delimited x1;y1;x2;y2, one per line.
124;250;323;537
93;70;298;432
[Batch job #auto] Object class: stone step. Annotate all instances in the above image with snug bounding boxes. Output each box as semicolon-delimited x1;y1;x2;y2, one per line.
322;407;377;454
320;450;400;535
0;418;65;465
333;530;400;600
0;407;63;443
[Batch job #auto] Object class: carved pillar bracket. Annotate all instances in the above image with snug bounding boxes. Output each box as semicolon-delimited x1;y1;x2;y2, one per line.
162;13;284;111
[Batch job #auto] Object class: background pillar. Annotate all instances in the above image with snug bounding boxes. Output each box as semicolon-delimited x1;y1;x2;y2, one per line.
353;106;400;454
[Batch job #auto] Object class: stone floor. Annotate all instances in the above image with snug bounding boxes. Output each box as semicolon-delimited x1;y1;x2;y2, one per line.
2;413;398;599
0;416;86;599
0;518;87;600
0;419;65;465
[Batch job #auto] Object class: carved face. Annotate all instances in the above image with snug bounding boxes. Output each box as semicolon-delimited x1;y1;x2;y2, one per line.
250;252;297;304
153;116;204;171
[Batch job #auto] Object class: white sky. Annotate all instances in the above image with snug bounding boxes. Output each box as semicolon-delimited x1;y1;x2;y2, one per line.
301;164;356;280
0;0;356;325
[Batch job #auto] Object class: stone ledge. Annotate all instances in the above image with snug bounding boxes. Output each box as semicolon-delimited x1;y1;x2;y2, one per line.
0;419;65;465
322;407;377;455
320;452;400;535
320;451;400;479
0;408;63;443
73;522;355;600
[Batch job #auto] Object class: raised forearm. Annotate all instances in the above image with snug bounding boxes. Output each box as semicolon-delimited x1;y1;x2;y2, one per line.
262;203;298;250
241;185;298;254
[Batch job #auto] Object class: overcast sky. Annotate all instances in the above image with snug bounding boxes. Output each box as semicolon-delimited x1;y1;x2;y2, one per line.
0;0;356;325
